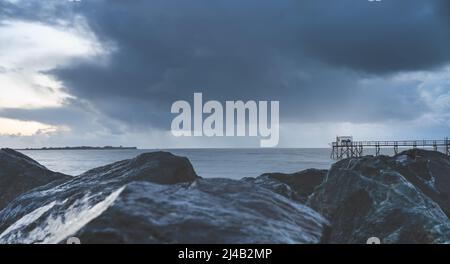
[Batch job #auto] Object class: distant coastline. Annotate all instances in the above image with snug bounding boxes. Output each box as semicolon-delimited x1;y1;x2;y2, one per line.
16;146;138;151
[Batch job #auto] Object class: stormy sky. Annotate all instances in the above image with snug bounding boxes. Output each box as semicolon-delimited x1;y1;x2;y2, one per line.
1;0;450;148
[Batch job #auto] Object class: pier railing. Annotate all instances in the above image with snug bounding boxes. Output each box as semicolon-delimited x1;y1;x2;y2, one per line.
330;137;450;159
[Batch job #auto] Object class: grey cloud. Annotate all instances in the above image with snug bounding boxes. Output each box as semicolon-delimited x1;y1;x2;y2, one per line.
3;0;450;133
296;0;450;74
0;98;128;135
0;0;76;23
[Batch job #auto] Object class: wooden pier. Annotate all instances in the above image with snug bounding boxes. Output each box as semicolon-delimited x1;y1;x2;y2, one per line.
330;136;450;160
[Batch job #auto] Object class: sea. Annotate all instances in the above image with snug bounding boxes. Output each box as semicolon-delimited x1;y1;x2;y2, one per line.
18;148;405;179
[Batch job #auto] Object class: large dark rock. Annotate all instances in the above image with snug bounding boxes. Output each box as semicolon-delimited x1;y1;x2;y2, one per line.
308;150;450;244
79;151;199;184
389;149;450;217
73;179;328;244
0;148;70;211
244;169;327;202
0;151;328;244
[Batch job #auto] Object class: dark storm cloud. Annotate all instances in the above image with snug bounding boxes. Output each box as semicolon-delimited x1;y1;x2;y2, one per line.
296;0;450;73
50;0;305;128
3;0;450;130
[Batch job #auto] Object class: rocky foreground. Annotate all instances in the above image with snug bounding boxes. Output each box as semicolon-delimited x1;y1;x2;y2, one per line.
0;148;449;244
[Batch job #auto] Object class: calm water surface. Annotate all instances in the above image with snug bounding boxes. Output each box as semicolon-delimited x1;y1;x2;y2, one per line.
19;148;412;179
19;148;334;179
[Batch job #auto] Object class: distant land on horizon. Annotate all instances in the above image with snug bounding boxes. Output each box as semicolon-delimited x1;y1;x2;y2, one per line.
15;146;138;151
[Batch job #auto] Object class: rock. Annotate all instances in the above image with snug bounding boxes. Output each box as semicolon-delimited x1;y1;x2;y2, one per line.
244;169;327;202
79;151;199;184
308;150;450;244
390;149;450;217
73;179;328;244
0;151;328;244
0;148;70;211
2;148;449;244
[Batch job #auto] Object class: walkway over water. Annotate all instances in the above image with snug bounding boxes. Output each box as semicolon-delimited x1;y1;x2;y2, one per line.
330;137;450;159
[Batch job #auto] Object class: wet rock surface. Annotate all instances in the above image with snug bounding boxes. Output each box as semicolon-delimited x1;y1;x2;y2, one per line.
0;150;327;244
74;179;327;244
308;149;450;244
0;148;449;244
0;148;70;211
389;149;450;217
